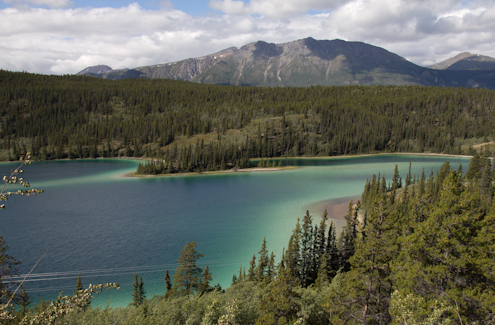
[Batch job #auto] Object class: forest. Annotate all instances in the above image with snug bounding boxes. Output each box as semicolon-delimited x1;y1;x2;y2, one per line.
2;154;494;324
1;70;495;174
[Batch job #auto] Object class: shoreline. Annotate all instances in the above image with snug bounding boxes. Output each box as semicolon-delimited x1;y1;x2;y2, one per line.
125;152;476;178
124;166;298;178
0;152;476;176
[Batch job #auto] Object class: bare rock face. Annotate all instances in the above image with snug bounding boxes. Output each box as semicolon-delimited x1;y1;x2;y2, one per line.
76;38;495;89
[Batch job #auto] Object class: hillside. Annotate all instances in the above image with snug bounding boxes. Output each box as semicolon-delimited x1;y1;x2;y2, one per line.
77;38;495;89
1;70;495;172
429;52;495;70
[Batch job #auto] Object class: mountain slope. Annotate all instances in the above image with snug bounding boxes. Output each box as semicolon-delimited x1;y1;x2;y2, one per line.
429;52;495;70
78;38;495;89
76;65;113;76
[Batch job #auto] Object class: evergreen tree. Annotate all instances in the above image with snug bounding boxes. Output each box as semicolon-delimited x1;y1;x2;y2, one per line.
267;252;276;282
284;219;301;281
172;242;204;296
256;238;268;282
256;268;300;325
466;153;483;180
198;265;212;296
325;221;339;279
19;285;31;315
395;169;494;323
74;274;83;293
300;210;314;287
339;201;358;272
130;274;145;307
247;255;256;281
164;269;173;299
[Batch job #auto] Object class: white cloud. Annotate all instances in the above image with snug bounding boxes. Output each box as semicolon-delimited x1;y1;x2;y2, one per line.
209;0;346;19
0;0;494;74
3;0;74;8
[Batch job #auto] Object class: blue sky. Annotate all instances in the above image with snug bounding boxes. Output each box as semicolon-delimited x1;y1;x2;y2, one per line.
0;0;223;15
1;0;494;75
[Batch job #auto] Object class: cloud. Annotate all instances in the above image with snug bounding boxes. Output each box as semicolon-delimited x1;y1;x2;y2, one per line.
209;0;346;19
3;0;74;8
0;0;494;74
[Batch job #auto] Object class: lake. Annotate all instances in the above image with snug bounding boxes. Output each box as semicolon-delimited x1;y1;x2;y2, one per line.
0;155;471;307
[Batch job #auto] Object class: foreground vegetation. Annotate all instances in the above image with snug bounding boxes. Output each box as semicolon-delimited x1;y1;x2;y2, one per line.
1;70;495;174
2;154;494;324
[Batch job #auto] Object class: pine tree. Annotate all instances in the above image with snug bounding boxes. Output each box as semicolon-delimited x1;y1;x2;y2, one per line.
19;285;31;315
300;211;314;287
339;201;357;273
267;251;276;282
172;242;204;296
314;253;330;289
247;255;256;281
256;268;300;325
326;221;339;279
256;238;268;282
74;274;83;293
418;167;426;197
285;219;301;281
390;165;400;204
138;276;145;304
130;274;144;307
164;269;173;299
405;161;412;186
198;265;212;295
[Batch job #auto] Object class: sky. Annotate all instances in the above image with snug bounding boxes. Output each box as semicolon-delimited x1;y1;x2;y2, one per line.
1;0;494;75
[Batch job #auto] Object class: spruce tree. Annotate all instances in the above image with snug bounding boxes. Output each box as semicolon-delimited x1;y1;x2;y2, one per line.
198;265;212;295
300;211;314;287
130;274;142;307
164;269;173;299
256;238;268;282
247;255;256;281
326;221;339;279
74;274;83;293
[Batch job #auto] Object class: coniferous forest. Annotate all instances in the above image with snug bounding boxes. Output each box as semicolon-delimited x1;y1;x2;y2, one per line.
1;70;495;324
1;70;495;173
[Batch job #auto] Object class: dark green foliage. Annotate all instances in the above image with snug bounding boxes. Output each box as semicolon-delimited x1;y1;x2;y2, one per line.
130;274;145;307
256;238;269;282
18;286;31;315
256;268;300;325
74;274;83;293
198;265;213;296
164;269;173;300
1;71;495;174
172;242;204;297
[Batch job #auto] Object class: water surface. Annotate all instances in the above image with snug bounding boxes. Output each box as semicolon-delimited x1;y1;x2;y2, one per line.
0;155;470;307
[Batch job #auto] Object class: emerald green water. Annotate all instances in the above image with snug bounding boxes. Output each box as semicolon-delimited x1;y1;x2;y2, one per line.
0;155;471;307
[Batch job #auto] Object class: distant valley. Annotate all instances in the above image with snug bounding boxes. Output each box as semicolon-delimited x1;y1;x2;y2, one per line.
77;37;495;89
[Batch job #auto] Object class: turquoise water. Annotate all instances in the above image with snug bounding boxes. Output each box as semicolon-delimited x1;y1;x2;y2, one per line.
0;155;471;307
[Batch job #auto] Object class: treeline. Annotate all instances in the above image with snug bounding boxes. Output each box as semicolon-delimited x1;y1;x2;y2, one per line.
1;70;495;172
4;154;494;324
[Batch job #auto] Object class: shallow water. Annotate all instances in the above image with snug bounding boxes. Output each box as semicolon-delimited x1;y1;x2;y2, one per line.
0;155;471;307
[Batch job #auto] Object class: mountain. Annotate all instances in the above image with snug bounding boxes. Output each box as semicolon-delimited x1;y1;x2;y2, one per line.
76;65;113;76
429;52;495;70
77;38;495;89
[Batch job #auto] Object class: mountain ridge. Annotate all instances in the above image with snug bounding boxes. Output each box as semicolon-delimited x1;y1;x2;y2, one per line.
429;52;495;70
77;38;495;89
